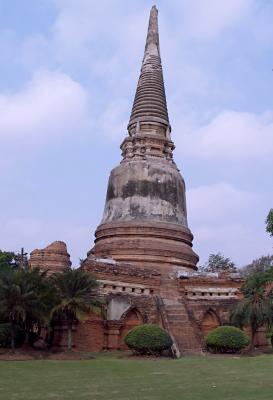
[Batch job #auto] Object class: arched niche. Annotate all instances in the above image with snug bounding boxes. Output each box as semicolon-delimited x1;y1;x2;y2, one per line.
201;309;220;337
119;308;144;350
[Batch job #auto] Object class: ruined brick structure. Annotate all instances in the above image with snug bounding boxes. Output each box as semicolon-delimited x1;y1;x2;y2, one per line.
29;7;268;354
29;241;71;275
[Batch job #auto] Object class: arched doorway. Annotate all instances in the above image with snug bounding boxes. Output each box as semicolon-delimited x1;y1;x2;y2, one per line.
119;308;144;350
201;310;220;337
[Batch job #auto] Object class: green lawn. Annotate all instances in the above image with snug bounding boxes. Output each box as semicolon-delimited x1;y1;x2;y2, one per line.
0;354;273;400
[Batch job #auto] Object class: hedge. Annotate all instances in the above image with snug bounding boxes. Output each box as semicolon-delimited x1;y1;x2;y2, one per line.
124;324;172;355
205;326;250;353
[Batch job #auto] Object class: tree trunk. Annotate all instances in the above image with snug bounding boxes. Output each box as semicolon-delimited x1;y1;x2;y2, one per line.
25;329;29;346
67;324;73;351
249;326;256;353
10;323;15;353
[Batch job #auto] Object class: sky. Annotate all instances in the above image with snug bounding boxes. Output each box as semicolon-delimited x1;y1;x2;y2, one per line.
0;0;272;268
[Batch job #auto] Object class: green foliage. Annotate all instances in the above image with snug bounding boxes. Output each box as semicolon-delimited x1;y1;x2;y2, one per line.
200;253;236;273
230;280;273;351
51;268;101;322
0;249;28;271
0;264;102;351
205;326;249;353
0;250;16;269
0;251;17;280
241;255;273;276
241;268;273;297
124;324;172;355
0;323;25;348
0;267;55;324
51;268;102;350
266;209;273;237
0;267;56;350
231;266;273;352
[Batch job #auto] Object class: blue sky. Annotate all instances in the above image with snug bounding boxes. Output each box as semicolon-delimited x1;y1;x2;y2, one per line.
0;0;272;267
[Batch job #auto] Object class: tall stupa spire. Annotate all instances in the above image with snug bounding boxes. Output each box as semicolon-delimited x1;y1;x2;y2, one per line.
121;6;173;162
90;7;199;273
128;5;169;133
145;5;160;55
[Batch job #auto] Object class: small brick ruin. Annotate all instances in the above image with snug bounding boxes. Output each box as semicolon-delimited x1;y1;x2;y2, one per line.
29;241;71;275
29;7;268;355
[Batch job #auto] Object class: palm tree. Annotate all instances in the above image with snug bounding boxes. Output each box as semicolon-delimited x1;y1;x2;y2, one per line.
51;268;102;351
0;268;54;351
230;274;273;352
22;268;57;343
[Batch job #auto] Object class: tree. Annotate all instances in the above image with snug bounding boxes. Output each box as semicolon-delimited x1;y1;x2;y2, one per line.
241;255;273;276
13;248;28;269
230;273;273;352
0;249;28;273
51;268;102;351
240;267;273;300
0;268;54;351
21;268;57;344
266;209;273;237
0;251;16;270
200;253;237;273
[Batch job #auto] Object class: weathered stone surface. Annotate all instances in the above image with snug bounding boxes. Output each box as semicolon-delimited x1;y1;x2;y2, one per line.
103;160;187;224
82;256;161;293
128;5;169;131
90;5;198;273
29;241;71;275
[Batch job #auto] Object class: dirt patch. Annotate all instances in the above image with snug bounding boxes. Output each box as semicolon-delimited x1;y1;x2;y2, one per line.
0;348;270;361
0;348;96;361
0;352;35;361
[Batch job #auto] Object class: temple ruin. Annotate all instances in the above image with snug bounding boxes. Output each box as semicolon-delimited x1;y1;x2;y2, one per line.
30;6;267;355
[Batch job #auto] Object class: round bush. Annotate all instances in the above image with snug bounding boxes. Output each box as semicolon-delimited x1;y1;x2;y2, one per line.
205;326;249;353
0;323;26;348
124;324;172;355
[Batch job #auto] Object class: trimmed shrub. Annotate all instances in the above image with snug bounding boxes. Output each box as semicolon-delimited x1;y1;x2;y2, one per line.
0;323;26;348
205;326;250;353
124;324;172;355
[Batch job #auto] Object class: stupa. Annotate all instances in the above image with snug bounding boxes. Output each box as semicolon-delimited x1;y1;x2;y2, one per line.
30;6;246;355
89;5;198;273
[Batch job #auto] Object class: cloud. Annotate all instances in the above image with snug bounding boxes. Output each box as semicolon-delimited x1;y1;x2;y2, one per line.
52;0;254;50
187;182;272;266
96;99;129;141
51;1;145;75
0;1;272;271
20;34;51;69
0;69;89;140
175;110;273;161
193;221;271;268
173;0;254;39
188;182;260;223
0;216;92;266
9;1;261;122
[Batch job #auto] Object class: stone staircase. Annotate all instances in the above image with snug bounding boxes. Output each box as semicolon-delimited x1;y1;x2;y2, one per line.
164;303;203;355
157;274;203;356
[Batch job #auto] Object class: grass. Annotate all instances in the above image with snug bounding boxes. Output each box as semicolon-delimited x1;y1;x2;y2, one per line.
0;353;273;399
